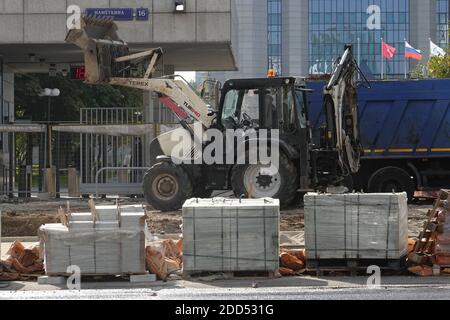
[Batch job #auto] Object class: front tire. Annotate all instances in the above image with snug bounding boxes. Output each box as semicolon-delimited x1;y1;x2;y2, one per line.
143;162;193;211
230;153;298;207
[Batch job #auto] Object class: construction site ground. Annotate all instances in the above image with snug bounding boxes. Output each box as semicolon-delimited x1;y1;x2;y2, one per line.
2;273;450;299
1;198;447;298
0;198;432;238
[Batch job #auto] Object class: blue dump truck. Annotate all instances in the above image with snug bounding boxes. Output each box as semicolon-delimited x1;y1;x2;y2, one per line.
307;79;450;200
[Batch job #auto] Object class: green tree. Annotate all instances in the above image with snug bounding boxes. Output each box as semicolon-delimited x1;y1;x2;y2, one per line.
428;48;450;79
14;74;144;167
410;63;426;79
15;74;143;122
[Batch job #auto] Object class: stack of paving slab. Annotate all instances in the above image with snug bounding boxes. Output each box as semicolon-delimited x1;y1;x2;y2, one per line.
39;204;146;276
183;198;280;274
304;193;408;263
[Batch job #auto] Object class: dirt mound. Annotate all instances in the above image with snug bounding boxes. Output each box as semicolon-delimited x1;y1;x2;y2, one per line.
1;212;57;237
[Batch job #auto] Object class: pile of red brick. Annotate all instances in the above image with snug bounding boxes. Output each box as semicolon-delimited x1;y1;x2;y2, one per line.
408;190;450;276
279;249;306;276
0;241;44;280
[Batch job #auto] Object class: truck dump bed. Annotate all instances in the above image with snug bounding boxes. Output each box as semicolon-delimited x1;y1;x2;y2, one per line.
307;79;450;159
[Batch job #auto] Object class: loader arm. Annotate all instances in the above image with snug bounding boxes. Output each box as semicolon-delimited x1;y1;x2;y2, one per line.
322;44;366;175
108;77;213;128
66;16;213;129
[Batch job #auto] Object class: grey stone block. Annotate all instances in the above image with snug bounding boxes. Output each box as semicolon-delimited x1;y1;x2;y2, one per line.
95;221;120;229
120;212;145;229
130;274;156;283
69;221;94;230
38;276;67;285
183;198;280;273
304;193;409;260
95;205;119;221
70;213;93;222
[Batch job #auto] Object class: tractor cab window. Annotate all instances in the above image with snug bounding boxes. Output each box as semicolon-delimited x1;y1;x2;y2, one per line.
221;89;260;129
261;87;297;132
221;85;297;132
295;90;307;129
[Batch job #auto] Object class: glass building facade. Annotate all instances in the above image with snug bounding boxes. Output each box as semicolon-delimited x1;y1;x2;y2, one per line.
268;0;282;75
437;0;449;47
209;0;448;84
309;0;410;77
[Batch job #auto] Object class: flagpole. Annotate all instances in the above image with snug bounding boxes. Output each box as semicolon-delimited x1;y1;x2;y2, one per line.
381;38;384;80
428;37;431;63
404;38;407;79
357;37;361;81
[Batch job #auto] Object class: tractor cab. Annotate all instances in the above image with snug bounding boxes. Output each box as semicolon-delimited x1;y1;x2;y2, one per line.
215;77;313;195
217;77;310;137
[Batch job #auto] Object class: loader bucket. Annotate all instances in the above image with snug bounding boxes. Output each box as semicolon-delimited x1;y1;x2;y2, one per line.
65;16;129;84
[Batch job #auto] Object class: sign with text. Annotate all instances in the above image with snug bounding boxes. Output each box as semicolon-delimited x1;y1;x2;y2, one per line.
85;8;149;21
136;8;149;21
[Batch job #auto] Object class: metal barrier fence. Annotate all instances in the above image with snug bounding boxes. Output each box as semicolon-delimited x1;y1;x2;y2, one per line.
95;167;150;198
0;114;181;198
80;108;145;196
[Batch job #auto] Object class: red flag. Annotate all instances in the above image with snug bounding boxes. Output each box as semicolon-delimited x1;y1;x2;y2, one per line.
382;40;396;59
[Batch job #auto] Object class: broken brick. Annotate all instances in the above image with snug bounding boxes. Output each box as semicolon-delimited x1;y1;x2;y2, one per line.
280;252;304;271
279;267;295;276
408;266;433;277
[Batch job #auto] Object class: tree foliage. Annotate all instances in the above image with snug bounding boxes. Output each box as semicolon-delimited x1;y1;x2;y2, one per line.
15;74;143;122
409;49;450;80
14;74;144;166
428;48;450;79
410;63;426;79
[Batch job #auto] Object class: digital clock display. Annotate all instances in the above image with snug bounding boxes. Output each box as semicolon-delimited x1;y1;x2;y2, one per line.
71;66;86;80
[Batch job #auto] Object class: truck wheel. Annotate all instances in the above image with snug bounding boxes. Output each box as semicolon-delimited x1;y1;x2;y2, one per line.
143;162;193;212
231;153;298;207
368;166;415;201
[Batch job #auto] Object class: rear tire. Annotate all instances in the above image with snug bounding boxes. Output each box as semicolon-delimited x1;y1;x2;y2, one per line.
368;166;415;201
230;153;298;207
143;162;193;212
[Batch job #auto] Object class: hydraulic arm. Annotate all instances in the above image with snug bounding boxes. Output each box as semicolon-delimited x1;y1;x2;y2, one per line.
66;15;213;129
322;44;366;177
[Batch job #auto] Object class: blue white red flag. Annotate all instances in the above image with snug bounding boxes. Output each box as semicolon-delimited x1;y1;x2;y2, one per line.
405;41;423;60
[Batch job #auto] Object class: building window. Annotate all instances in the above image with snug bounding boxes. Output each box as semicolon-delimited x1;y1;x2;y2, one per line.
308;0;410;78
268;0;282;75
437;0;449;47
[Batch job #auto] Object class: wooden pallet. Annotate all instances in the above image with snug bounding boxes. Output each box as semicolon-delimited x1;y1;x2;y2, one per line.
182;270;279;279
45;272;149;279
306;257;407;276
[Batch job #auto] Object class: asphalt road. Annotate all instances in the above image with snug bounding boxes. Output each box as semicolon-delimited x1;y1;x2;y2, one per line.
1;285;450;300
